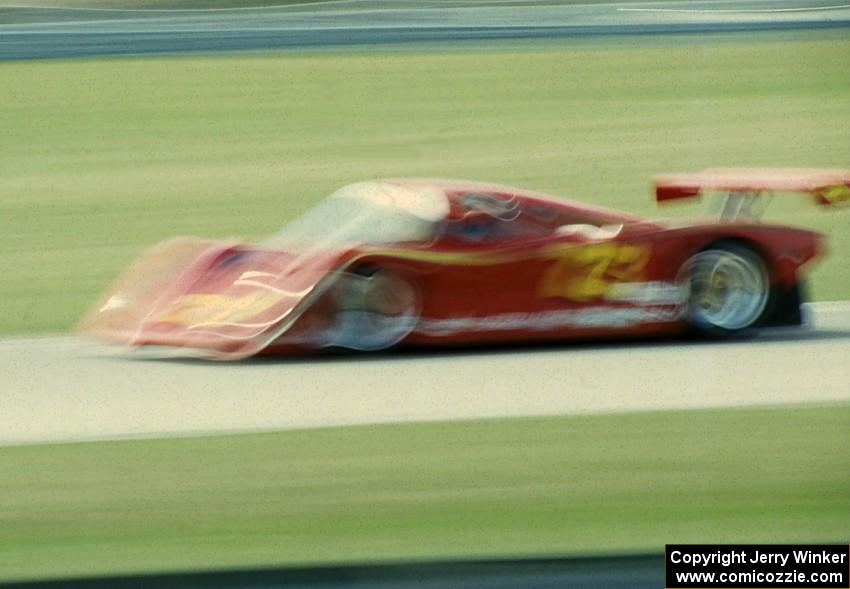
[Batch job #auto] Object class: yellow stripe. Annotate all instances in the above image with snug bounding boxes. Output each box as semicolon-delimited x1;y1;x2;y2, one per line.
359;243;581;266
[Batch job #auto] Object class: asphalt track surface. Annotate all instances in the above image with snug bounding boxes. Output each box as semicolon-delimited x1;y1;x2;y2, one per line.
2;0;850;59
2;301;849;446
0;555;663;589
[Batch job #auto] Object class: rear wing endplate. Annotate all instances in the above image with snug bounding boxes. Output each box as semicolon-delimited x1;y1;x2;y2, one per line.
653;168;850;218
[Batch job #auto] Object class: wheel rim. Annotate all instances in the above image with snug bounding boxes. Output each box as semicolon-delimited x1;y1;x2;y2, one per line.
687;249;769;331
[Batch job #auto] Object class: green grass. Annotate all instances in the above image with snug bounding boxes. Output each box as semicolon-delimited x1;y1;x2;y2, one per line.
0;404;848;582
2;35;849;335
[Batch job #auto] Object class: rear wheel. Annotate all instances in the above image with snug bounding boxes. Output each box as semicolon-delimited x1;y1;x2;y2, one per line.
686;242;770;335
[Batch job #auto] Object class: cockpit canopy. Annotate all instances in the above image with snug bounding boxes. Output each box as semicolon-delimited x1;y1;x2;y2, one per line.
267;179;640;249
266;181;449;249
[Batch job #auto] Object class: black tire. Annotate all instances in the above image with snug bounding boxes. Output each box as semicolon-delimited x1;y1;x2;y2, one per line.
762;281;806;327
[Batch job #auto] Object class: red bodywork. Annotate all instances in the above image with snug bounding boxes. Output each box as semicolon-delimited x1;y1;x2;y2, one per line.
80;176;832;359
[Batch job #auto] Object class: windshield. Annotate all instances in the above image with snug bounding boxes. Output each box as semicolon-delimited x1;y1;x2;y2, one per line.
266;181;449;249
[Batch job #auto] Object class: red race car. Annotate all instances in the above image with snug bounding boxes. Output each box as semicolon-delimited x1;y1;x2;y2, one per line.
80;169;850;359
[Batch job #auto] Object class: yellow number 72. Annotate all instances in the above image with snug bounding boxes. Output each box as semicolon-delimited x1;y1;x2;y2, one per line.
537;243;651;302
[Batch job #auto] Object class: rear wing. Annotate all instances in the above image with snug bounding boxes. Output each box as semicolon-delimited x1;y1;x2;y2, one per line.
653;168;850;219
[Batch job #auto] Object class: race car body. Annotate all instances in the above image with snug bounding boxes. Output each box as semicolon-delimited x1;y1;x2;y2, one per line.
79;171;849;359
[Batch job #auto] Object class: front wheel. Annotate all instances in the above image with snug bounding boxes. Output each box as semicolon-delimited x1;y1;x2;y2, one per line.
328;268;420;351
685;243;770;335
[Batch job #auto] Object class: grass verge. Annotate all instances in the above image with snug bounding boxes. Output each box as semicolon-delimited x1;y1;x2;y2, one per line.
0;403;848;582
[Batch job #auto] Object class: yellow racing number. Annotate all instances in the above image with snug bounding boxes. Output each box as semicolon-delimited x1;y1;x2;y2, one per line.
537;243;651;302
